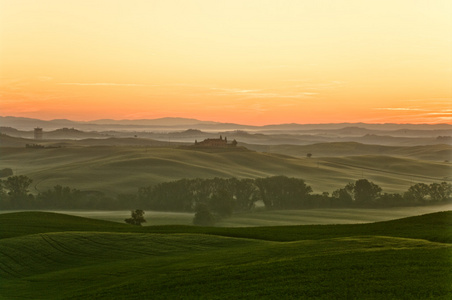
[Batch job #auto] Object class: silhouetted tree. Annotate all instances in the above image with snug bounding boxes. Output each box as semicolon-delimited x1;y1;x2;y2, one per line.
353;179;382;204
137;186;153;209
376;193;404;207
3;175;32;197
125;209;146;226
117;193;139;209
256;176;312;209
231;178;259;211
193;203;216;226
404;183;430;204
332;180;382;206
37;185;80;209
2;175;34;208
209;188;234;217
428;182;452;202
332;186;353;206
151;180;194;212
0;180;8;208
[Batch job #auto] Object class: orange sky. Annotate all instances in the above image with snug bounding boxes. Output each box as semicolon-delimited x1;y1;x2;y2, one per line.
1;0;451;125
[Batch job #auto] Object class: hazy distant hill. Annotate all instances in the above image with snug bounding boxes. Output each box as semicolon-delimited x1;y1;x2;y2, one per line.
0;127;27;138
0;127;108;140
260;122;452;131
0;134;34;147
282;126;452;138
141;129;452;146
0;134;179;148
0;117;81;131
2;116;451;132
1;143;450;195
89;117;218;126
241;142;452;161
1;124;450;147
44;128;108;139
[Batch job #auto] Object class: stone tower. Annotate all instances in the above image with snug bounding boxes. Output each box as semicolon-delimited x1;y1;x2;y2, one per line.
34;127;43;140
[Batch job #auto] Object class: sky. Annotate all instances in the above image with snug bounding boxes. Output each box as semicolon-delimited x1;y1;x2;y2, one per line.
0;0;451;125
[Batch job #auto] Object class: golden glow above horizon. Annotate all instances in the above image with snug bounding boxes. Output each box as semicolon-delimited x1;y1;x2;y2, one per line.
1;0;451;125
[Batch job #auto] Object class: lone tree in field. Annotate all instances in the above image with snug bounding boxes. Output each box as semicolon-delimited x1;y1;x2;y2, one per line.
125;209;146;226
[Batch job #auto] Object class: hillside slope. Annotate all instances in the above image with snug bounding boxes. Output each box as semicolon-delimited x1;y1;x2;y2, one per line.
242;142;452;161
0;211;450;299
1;211;451;242
1;145;450;195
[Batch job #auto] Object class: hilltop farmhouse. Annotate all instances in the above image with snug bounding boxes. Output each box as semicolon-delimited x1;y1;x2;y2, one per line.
194;135;237;147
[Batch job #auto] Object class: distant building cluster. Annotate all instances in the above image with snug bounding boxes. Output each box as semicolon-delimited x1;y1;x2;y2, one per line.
194;135;237;147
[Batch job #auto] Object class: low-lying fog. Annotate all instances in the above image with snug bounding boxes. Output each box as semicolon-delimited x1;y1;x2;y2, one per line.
5;204;451;227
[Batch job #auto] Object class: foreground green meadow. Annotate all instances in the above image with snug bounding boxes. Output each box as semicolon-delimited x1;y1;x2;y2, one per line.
1;211;451;299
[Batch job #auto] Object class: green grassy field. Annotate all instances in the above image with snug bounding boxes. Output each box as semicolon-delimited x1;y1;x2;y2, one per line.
1;145;450;195
0;211;451;299
3;204;449;227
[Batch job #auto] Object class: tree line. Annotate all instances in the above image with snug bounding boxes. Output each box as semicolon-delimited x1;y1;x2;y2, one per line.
1;175;451;215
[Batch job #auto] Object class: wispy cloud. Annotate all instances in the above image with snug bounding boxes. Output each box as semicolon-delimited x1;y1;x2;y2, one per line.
373;97;451;121
403;98;452;106
58;83;154;87
374;108;426;111
283;80;344;87
426;112;452;115
369;105;452;124
437;117;452;121
404;97;451;102
209;87;262;96
55;82;321;100
210;87;260;93
209;87;318;99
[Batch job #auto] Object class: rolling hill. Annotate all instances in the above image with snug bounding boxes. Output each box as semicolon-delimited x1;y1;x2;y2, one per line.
242;141;452;161
0;211;450;299
1;139;450;195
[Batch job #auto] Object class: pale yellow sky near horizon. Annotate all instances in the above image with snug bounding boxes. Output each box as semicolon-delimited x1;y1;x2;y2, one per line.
1;0;451;125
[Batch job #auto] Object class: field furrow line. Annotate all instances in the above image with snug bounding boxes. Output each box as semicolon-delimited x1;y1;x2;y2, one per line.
46;234;88;257
79;235;154;257
0;249;23;278
40;234;83;257
0;261;20;278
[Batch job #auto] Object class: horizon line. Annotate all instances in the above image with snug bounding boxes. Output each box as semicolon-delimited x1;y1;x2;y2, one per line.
1;115;451;127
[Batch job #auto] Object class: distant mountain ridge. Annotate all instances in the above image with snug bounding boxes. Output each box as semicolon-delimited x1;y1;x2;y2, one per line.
2;116;452;131
1;116;451;147
0;116;219;130
88;117;219;126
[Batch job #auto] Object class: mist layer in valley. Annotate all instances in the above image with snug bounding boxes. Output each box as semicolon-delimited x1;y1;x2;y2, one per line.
1;116;451;226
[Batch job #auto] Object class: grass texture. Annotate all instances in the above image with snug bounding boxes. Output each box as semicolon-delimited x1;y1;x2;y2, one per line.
0;211;451;299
